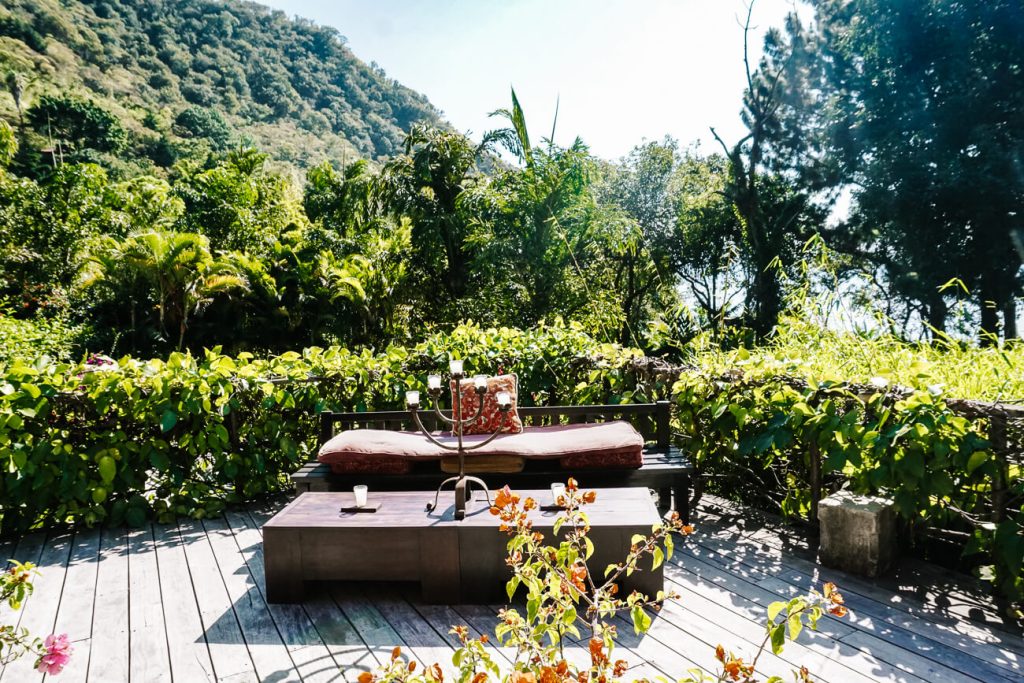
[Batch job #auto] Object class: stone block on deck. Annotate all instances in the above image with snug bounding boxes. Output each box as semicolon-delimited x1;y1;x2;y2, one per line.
817;490;897;578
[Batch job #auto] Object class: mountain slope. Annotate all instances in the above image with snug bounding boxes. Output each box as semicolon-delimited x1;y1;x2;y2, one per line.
0;0;443;170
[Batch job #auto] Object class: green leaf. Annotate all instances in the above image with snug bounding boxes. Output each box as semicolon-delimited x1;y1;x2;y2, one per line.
787;613;803;641
91;487;107;504
652;547;664;570
966;450;990;475
98;456;117;484
161;410;178;433
630;604;651;634
770;622;786;655
125;506;146;527
506;576;520;601
767;601;786;622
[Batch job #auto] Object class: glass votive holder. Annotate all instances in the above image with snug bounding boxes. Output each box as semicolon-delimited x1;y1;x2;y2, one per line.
550;482;566;506
354;485;368;508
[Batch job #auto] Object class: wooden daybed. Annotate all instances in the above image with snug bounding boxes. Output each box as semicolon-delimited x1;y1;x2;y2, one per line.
291;401;694;522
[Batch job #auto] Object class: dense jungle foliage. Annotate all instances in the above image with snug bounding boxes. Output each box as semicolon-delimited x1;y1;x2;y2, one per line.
0;0;1021;609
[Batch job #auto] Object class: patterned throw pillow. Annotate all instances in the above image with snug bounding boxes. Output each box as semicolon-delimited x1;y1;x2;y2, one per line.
450;373;524;434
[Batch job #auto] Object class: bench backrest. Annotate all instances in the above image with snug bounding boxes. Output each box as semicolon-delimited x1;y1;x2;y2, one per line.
318;401;672;449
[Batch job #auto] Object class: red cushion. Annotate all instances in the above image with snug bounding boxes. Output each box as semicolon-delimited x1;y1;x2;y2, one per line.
451;374;524;434
317;421;645;474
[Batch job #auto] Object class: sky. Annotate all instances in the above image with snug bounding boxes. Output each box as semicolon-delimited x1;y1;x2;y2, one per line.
263;0;805;162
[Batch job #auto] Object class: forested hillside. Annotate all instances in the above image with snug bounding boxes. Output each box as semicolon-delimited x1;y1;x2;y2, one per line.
0;0;442;172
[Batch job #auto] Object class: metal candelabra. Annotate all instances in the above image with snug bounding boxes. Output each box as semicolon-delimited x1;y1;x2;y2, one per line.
406;360;511;520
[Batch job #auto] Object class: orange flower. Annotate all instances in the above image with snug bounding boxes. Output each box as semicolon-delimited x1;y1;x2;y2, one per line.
582;490;597;504
571;564;588;589
524;497;537;511
680;525;695;535
472;672;489;683
798;665;812;682
430;663;444;682
408;661;417;672
822;582;847;617
480;634;489;643
358;673;375;683
566;478;578;491
555;660;569;675
588;637;607;666
391;647;402;661
539;666;559;683
613;659;628;677
494;486;515;508
511;671;536;683
723;659;742;680
715;645;726;662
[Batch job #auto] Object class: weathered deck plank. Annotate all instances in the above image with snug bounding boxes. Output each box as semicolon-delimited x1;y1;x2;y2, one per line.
86;528;130;683
688;511;1023;678
128;526;172;683
201;516;300;682
153;522;217;682
178;518;259;683
0;494;1014;683
49;526;101;683
222;510;341;683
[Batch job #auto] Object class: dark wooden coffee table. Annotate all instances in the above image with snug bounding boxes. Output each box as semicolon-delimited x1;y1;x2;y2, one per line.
263;488;665;604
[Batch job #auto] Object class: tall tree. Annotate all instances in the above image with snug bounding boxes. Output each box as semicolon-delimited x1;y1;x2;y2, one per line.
380;124;485;307
765;0;1024;341
478;91;603;328
596;138;682;345
712;2;820;338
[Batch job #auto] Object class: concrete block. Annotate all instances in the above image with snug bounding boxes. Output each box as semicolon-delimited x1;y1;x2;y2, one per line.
817;490;897;577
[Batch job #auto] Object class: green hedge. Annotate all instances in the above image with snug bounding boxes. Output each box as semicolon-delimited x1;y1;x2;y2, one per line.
1;319;1019;607
0;321;646;534
673;369;1022;608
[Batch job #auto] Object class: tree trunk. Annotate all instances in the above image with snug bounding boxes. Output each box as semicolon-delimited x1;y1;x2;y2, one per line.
926;294;947;338
1003;298;1018;340
751;258;780;339
978;278;1000;346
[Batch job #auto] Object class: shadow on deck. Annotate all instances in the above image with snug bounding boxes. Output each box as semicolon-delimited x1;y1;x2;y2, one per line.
0;493;1020;683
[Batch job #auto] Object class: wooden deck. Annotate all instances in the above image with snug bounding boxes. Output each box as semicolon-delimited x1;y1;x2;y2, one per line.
1;494;1021;683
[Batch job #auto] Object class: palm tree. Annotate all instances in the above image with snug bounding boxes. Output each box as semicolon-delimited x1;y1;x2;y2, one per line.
81;231;249;350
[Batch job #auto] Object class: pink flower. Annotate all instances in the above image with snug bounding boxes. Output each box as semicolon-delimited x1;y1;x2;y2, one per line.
35;633;72;675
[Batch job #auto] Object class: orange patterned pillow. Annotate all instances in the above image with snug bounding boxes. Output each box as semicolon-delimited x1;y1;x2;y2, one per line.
450;373;523;435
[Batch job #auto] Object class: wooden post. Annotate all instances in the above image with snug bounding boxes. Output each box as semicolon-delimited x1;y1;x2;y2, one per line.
990;413;1008;524
655;400;671;449
809;442;821;527
318;411;334;448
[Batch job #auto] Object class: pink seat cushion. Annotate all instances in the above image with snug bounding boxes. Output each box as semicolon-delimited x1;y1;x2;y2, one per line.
317;420;645;474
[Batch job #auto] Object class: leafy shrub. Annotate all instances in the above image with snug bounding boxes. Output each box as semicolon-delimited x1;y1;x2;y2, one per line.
0;321;643;534
0;313;81;362
672;362;1023;611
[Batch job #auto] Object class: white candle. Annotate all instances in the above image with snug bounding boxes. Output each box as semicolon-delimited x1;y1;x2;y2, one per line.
496;391;511;407
551;483;566;505
405;390;420;408
473;374;488;390
427;374;442;390
354;485;368;507
449;359;464;376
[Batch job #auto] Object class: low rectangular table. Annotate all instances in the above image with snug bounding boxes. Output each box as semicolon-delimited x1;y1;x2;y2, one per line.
263;488;664;604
